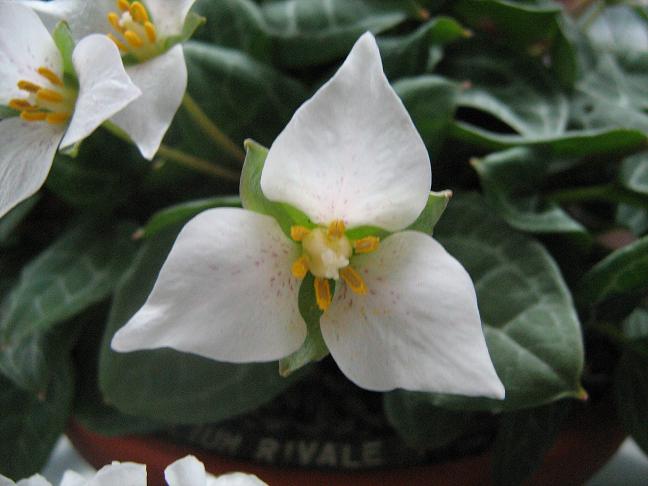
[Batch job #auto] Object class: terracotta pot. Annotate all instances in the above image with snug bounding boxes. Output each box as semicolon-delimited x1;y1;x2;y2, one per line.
67;399;625;486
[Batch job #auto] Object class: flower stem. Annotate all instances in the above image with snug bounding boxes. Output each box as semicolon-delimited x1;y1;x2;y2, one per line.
181;93;246;163
547;184;648;208
157;145;240;182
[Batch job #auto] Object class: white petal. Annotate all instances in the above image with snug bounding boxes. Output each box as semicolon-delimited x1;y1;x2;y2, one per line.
110;45;186;159
112;208;306;362
0;3;62;103
146;0;197;37
260;32;431;232
0;117;64;218
321;231;505;397
59;471;86;486
85;462;147;486
21;0;115;39
164;455;207;486
60;34;141;149
15;475;52;486
207;473;268;486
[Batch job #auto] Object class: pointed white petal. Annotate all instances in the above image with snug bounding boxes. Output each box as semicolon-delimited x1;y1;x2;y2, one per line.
208;473;268;486
0;3;62;103
110;46;186;159
15;475;51;486
0;117;64;218
22;0;115;40
146;0;197;37
321;231;505;397
61;34;141;149
112;208;306;362
165;455;207;486
86;462;147;486
260;32;431;232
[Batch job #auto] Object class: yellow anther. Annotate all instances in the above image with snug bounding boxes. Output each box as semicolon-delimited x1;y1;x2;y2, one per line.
37;67;63;86
107;12;123;32
8;99;35;111
130;2;149;23
124;30;144;48
117;0;130;12
327;219;346;238
290;225;311;242
36;88;64;103
46;112;70;125
314;277;332;312
291;256;309;280
340;266;367;295
108;33;128;51
353;236;380;254
144;21;157;43
20;111;47;122
17;80;41;93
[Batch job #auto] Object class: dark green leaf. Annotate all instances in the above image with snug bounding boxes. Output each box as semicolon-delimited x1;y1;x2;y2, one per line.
425;193;585;411
578;235;648;304
384;391;478;449
0;195;39;247
0;356;73;478
100;223;302;424
279;274;331;376
492;401;570;486
615;350;648;455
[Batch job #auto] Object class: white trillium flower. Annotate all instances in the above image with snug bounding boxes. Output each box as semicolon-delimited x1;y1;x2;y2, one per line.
23;0;198;159
0;3;140;218
112;33;505;398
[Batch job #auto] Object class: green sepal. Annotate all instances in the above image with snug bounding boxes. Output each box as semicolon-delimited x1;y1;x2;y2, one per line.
279;274;333;377
240;139;311;237
407;190;452;235
52;21;76;81
163;12;206;52
0;105;19;119
138;195;241;239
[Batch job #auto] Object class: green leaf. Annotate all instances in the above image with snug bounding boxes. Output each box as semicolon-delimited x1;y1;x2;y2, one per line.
383;391;479;449
617;204;648;236
139;195;241;238
620;151;648;196
622;307;648;341
614;350;648;455
240;139;307;236
394;75;459;157
0;357;74;478
100;224;303;424
450;123;647;156
279;274;331;376
52;21;75;80
0;195;39;247
491;401;570;486
379;16;468;78
473;147;588;238
587;5;648;60
406;190;452;234
424;193;585;411
578;235;648;304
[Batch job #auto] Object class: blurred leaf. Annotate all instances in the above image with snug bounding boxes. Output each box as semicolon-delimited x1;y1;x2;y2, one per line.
620;151;648;196
587;5;648;60
617;204;648;236
491;401;570;486
419;193;585;411
0;195;39;247
473;147;588;238
100;223;303;424
578;235;648;304
615;349;648;455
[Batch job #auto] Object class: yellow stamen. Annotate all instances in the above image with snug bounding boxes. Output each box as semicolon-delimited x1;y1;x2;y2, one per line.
124;30;144;48
107;12;124;32
37;67;63;86
327;219;346;238
108;33;128;51
17;80;41;93
340;266;367;295
20;111;47;122
291;256;309;280
314;277;332;312
130;2;149;23
353;236;380;254
36;88;64;103
144;21;157;43
290;225;311;242
8;99;35;111
117;0;130;12
46;112;70;125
